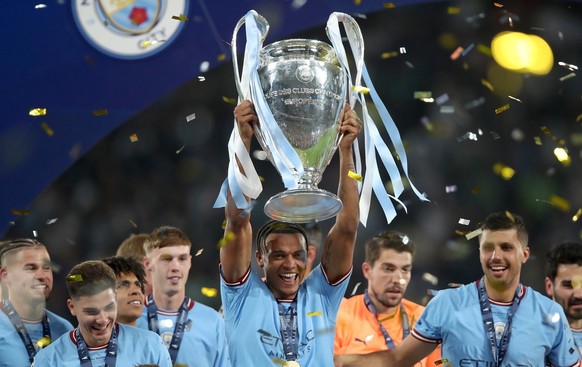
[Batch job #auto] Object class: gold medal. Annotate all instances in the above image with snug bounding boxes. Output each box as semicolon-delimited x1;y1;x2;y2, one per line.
283;361;300;367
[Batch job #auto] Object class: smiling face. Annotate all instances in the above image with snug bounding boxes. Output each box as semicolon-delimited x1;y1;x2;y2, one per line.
479;228;529;295
258;232;306;300
67;288;117;347
114;272;144;326
1;247;53;308
364;248;412;314
546;263;582;326
145;245;191;298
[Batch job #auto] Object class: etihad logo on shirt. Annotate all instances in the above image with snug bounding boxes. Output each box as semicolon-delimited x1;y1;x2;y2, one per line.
72;0;188;59
459;360;532;367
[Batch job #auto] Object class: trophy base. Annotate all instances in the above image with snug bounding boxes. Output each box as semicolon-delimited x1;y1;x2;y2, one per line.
264;188;343;223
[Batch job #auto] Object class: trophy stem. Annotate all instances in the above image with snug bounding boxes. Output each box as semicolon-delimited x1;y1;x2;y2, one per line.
264;188;343;223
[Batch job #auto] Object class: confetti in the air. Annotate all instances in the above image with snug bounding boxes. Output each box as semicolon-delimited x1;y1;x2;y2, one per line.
413;91;432;100
384;3;397;8
549;195;570;212
559;73;576;82
129;220;138;228
217;231;237;249
542;312;561;329
129;133;139;143
217;54;226;61
352;85;370;94
450;47;463;60
67;274;83;282
381;51;398;59
201;287;218;297
445;185;457;193
11;209;30;216
422;272;438;285
465;228;482;240
447;7;460;14
350;282;362;296
490;131;501;140
435;93;449;105
198;76;206;81
171;13;188;22
493;162;515;180
348;170;363;181
558;61;578;71
93;109;109;116
481;79;494;92
195;248;204;256
35;4;47;9
440;106;455;114
222;96;237;105
36;337;51;347
41;122;54;136
477;43;491;56
493;2;503;7
534;136;542;145
186;113;196;122
33;230;38;237
46;218;58;225
461;43;475;57
458;218;470;225
495;104;510;114
465;97;485;109
307;311;323;317
405;61;414;68
29;108;47;116
199;61;210;73
176;145;186;154
553;147;571;166
573;209;582;222
399;47;406;54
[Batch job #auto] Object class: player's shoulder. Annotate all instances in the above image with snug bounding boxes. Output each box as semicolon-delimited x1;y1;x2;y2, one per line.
191;300;223;319
45;309;74;328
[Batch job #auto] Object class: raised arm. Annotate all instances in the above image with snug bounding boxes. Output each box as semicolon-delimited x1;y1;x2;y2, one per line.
220;100;257;282
321;104;361;282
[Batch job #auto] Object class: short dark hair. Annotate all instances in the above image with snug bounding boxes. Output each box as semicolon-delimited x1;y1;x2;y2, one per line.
66;260;116;299
479;211;528;246
0;238;46;266
365;230;416;267
144;226;191;254
256;220;308;257
102;256;146;294
116;233;149;261
545;241;582;281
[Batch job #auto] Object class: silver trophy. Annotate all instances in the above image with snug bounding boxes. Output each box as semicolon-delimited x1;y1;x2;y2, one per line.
232;13;348;223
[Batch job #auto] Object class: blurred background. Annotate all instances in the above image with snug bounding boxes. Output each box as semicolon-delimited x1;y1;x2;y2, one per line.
1;0;581;321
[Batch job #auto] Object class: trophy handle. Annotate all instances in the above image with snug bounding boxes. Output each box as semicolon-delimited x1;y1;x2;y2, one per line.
232;11;270;100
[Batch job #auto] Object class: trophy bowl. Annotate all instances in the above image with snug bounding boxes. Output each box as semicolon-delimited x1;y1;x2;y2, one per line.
256;39;348;223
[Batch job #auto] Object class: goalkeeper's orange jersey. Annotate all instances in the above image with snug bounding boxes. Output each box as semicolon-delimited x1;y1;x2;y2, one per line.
334;294;442;366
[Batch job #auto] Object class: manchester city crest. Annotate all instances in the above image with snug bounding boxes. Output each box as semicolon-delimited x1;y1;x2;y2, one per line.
72;0;188;59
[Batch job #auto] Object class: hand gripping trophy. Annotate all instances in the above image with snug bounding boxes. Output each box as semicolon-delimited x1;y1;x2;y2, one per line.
215;10;428;225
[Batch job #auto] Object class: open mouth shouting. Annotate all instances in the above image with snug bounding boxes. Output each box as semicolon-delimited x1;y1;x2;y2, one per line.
280;273;298;285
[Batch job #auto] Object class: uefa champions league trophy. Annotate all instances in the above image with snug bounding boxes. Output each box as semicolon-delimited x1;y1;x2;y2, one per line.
232;12;351;223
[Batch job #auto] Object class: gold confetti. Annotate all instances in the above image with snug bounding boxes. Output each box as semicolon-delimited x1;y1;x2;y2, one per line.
494;104;510;114
36;337;51;348
348;170;363;181
549;195;570;212
493;2;503;7
140;40;152;48
272;358;287;366
383;2;396;8
505;211;515;223
67;274;83;282
493;162;515;180
481;79;494;92
553;147;571;166
573;209;582;222
11;209;30;216
477;43;491;56
471;186;480;194
171;13;188;22
222;96;237;105
413;91;432;99
217;231;237;249
381;51;398;59
307;311;323;317
201;287;218;297
41;122;54;136
29;108;47;116
217;54;226;61
352;85;370;94
559;73;576;82
93;109;109;116
576;114;582;123
534;136;542;145
129;220;138;228
195;248;204;256
447;7;460;14
465;228;482;240
129;133;139;142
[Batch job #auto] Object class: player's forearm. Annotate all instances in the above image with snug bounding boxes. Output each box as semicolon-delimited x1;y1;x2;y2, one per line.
335;350;392;367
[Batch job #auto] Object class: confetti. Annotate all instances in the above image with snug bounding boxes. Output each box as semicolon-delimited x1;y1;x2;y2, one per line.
471;186;480;194
493;2;503;7
461;43;475;57
405;61;414;69
217;231;236;249
217;54;226;61
558;61;578;71
11;209;30;216
477;43;491;56
445;185;457;193
46;218;58;225
435;93;449;105
36;337;51;347
559;73;576;82
458;218;470;225
383;3;396;8
481;79;494;92
129;133;139;143
534;136;542;145
307;311;323;317
493;162;515;180
508;96;522;103
41;122;54;136
350;282;361;296
494;104;510;114
198;76;206;81
352;85;370;94
92;109;109;116
66;274;83;282
176;145;185;154
465;97;485;109
553;147;571;166
422;272;438;285
33;230;38;237
490;131;501;140
348;170;362;181
201;287;218;297
200;61;210;73
195;248;204;256
222;96;237;105
450;46;463;60
29;108;47;116
171;13;188;22
186;112;196;122
413;91;432;99
465;228;482;240
420;116;433;131
549;195;570;212
381;51;398;59
573;209;582;222
129;220;138;228
456;131;478;142
35;4;47;9
448;7;460;14
399;47;406;54
440;106;455;114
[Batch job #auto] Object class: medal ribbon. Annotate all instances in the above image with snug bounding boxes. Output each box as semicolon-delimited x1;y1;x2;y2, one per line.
278;301;299;362
477;277;522;366
0;299;50;363
363;289;409;349
146;295;190;365
75;325;118;367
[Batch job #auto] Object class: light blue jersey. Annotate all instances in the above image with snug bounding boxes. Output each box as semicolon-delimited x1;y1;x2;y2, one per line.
0;309;73;367
412;281;580;367
136;298;230;367
573;329;582;358
220;264;350;366
31;323;172;367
